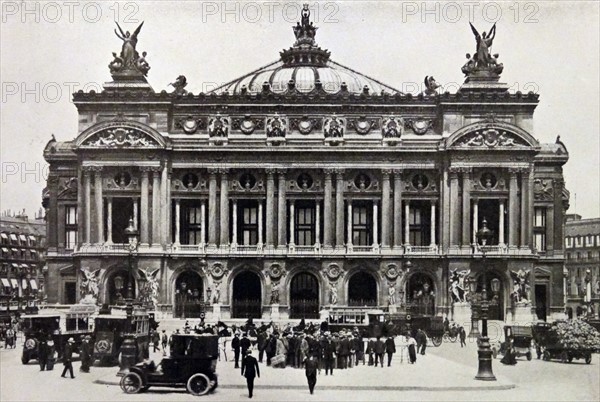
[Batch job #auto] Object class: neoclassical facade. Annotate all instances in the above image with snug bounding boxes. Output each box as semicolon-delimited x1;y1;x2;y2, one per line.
42;12;569;322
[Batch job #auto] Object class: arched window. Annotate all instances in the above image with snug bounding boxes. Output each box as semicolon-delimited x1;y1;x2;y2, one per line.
232;271;262;319
348;271;377;306
290;272;319;319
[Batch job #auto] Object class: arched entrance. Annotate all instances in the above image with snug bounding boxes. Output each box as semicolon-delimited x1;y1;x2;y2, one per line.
476;271;504;321
348;271;377;306
174;271;204;319
107;269;136;305
406;273;435;316
232;271;262;319
290;272;320;319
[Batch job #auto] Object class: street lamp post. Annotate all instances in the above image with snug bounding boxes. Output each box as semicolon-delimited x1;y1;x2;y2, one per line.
118;218;139;375
474;218;496;381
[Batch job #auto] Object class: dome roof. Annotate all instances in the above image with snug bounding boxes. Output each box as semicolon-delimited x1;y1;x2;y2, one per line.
211;5;400;96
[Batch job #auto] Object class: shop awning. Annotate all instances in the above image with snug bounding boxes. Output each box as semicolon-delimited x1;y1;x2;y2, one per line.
21;279;28;289
0;233;8;239
1;278;10;288
30;280;38;290
9;234;18;242
10;279;19;289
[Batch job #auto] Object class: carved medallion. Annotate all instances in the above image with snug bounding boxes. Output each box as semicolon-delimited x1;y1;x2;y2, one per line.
323;116;345;138
266;115;287;138
326;263;342;281
385;264;401;281
208;115;230;138
405;119;433;135
209;263;227;280
177;116;203;134
381;117;403;138
348;117;378;135
268;264;284;281
232;116;264;134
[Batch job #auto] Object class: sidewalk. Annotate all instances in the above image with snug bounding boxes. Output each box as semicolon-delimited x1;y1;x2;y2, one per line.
95;347;515;392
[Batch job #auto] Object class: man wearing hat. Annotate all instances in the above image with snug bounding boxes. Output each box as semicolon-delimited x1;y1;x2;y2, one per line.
80;335;92;373
61;338;76;379
232;333;241;368
241;349;260;398
240;333;252;357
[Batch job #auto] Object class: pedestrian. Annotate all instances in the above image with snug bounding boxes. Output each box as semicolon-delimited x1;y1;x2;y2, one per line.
60;338;75;379
323;335;336;375
80;335;92;373
38;338;49;371
366;337;375;366
241;349;260;398
338;333;350;369
459;326;466;348
501;339;517;365
407;334;417;364
46;340;57;370
416;329;427;355
373;336;385;367
241;333;252;357
232;333;241;368
304;354;319;394
265;333;277;366
152;330;160;352
299;333;309;368
384;336;396;367
161;330;168;355
5;328;14;349
257;329;267;363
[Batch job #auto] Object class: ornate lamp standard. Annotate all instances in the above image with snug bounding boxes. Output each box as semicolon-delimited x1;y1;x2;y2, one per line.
474;218;496;381
118;219;138;375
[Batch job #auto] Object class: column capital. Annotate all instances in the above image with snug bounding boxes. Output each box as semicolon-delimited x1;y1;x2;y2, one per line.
459;167;472;175
82;165;102;173
508;167;520;176
265;168;277;176
448;167;461;177
381;168;392;177
218;167;230;175
149;166;162;173
430;199;438;206
392;168;403;176
334;168;345;179
323;168;335;176
139;166;154;173
276;168;287;176
207;167;219;175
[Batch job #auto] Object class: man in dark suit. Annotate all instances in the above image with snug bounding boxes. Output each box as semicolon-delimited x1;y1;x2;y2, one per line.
241;349;260;398
384;336;396;367
60;338;75;379
323;335;336;376
232;333;241;368
240;333;252;358
304;354;319;394
373;336;385;367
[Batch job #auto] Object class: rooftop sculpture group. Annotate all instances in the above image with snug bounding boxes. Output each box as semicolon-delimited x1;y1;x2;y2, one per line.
109;21;150;79
462;22;504;77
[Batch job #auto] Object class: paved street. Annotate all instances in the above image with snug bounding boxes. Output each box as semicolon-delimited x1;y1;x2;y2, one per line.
1;336;598;401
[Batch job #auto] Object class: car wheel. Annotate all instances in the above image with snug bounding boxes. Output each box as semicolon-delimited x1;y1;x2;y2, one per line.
187;373;211;396
560;351;569;364
120;372;143;394
526;352;532;361
585;354;592;364
21;356;29;365
543;351;550;361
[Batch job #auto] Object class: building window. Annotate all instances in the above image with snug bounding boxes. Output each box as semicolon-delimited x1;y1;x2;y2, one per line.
65;205;78;249
409;201;431;247
576;236;582;247
352;202;371;246
183;206;203;245
565;236;572;248
295;201;315;246
587;235;594;247
241;202;258;245
0;233;8;245
533;207;546;252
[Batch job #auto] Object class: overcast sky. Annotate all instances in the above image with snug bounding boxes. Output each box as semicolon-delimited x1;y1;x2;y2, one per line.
1;1;599;219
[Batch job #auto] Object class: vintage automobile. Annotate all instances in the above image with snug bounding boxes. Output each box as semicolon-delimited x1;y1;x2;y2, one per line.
502;325;534;361
21;305;95;364
93;307;152;365
119;334;219;396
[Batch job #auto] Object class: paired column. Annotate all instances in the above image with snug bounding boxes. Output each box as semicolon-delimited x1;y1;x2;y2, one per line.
347;202;353;248
200;200;206;245
265;169;276;247
106;197;113;244
83;168;91;244
323;169;334;248
219;169;230;247
232;199;238;246
289;200;295;246
133;200;138;230
508;169;519;248
472;200;479;244
335;169;345;249
546;205;555;252
527;167;535;249
315;201;321;246
140;167;150;245
461;168;471;247
161;163;169;244
393;170;403;248
93;167;104;244
520;168;530;249
208;168;218;247
277;169;287;248
430;200;436;247
174;199;181;245
404;201;410;245
381;170;391;249
258;201;263;246
372;201;379;249
151;167;161;245
448;168;460;247
499;200;506;246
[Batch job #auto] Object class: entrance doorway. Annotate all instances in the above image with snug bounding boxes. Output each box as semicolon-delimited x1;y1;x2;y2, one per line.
290;272;319;319
535;284;547;321
174;271;204;318
232;271;262;319
348;272;377;306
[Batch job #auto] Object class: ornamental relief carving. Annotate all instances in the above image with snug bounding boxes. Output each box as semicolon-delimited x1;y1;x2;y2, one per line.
471;170;507;191
175;116;207;134
231;116;265;135
172;172;208;192
208;115;230;138
57;177;78;199
455;128;527;148
325;263;344;281
534;179;554;201
286;172;322;192
266;115;288;138
267;263;286;281
381;116;404;138
323;116;346;138
405;118;434;135
384;263;407;282
289;116;322;134
403;172;438;193
346;173;379;192
347;116;379;135
105;171;139;191
209;262;228;280
82;127;160;148
230;173;265;192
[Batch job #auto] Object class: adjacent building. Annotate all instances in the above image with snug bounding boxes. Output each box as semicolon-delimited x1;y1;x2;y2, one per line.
42;11;569;322
0;210;46;319
565;214;600;318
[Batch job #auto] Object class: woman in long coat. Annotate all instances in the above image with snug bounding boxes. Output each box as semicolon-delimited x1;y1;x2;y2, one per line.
407;334;417;364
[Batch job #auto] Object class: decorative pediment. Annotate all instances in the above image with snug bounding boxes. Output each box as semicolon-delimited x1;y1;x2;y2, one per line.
446;121;539;150
76;121;167;149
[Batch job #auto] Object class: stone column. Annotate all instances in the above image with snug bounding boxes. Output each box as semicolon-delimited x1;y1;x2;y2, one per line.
520;168;529;249
381;169;391;249
393;169;403;249
499;200;506;247
106;197;113;244
315;201;321;247
93;167;104;244
83;168;91;244
219;169;230;247
372;201;379;250
140;167;150;245
151;168;161;245
166;169;172;243
472;199;479;244
527;167;535;249
161;163;168;245
461;168;471;247
265;169;276;247
258;200;263;246
508;169;519;248
289;200;295;246
231;199;238;246
404;201;410;246
174;199;181;245
449;168;460;248
335;169;345;250
208;168;218;247
347;201;353;249
430;200;436;247
546;205;554;253
277;169;287;248
200;200;206;245
323;169;334;249
133;200;138;230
